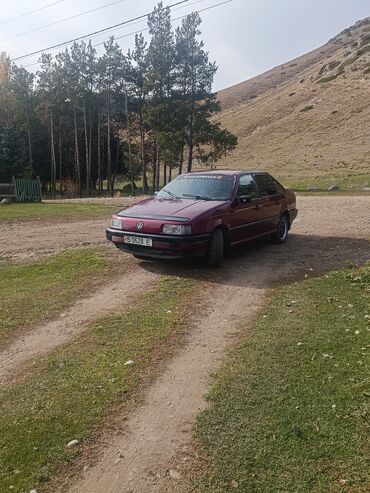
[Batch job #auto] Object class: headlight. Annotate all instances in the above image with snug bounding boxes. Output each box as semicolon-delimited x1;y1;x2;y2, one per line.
111;218;123;229
162;224;192;235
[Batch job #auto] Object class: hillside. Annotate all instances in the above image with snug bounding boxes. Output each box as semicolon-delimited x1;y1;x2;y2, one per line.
213;18;370;189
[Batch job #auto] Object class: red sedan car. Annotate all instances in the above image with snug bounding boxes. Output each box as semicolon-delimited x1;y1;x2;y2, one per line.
106;171;297;267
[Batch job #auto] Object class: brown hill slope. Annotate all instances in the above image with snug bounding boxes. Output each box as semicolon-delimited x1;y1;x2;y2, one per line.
213;18;370;189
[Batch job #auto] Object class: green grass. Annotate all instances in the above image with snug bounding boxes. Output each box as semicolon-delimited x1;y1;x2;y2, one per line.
195;264;370;493
0;202;117;222
0;276;193;492
0;248;115;346
283;173;370;192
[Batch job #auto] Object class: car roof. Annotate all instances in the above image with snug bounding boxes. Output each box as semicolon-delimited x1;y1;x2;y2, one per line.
185;170;267;176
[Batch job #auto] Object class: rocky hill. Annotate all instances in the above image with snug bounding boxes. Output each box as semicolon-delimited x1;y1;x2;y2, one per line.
213;18;370;189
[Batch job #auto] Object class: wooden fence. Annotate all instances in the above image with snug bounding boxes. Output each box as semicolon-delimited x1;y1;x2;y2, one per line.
13;177;42;202
0;181;16;199
0;177;42;202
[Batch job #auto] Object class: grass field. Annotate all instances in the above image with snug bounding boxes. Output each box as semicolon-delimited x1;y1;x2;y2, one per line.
282;173;370;192
0;202;118;222
0;248;117;347
0;276;193;493
195;264;370;493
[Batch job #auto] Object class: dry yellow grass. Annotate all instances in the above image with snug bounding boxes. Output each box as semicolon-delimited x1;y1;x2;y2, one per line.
211;17;370;189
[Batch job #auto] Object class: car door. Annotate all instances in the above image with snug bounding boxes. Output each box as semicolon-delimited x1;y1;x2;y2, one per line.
229;174;265;244
253;174;284;233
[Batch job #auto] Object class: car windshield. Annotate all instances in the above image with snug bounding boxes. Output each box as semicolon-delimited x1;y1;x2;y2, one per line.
157;174;234;201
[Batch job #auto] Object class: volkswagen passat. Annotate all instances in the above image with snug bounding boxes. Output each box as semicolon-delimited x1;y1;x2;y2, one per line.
106;171;297;267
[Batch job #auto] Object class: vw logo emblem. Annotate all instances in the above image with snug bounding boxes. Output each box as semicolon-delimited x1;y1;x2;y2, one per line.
136;221;144;231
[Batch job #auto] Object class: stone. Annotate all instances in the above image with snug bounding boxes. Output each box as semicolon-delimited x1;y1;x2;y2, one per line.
307;185;318;192
328;184;339;191
124;360;134;366
169;469;182;480
66;439;79;448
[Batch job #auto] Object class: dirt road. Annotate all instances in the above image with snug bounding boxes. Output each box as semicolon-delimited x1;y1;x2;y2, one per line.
62;196;367;493
1;196;369;492
1;196;368;260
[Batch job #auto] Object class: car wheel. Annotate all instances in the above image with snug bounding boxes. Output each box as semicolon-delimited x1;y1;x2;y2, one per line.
271;215;289;244
207;228;224;267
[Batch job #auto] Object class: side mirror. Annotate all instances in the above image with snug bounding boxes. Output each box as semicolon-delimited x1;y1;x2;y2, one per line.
236;195;252;204
154;191;159;197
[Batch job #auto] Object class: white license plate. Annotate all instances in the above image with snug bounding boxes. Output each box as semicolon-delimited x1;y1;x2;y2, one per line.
124;235;153;247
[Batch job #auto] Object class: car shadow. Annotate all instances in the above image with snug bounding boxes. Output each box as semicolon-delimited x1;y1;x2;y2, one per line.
137;233;370;289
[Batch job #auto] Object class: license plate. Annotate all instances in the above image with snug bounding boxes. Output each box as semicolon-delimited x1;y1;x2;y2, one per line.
124;235;153;247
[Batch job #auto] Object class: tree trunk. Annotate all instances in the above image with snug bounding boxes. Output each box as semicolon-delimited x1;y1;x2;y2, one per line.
83;100;90;196
107;92;112;197
73;103;81;197
169;166;172;182
163;164;167;186
97;109;102;194
50;113;57;199
124;92;135;195
155;147;160;191
178;138;185;175
151;141;157;193
25;104;33;172
89;106;92;193
139;102;148;194
187;94;196;173
113;136;119;193
58;123;62;193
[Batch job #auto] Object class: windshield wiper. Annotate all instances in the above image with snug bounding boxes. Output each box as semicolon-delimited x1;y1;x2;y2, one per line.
162;188;180;199
183;193;212;201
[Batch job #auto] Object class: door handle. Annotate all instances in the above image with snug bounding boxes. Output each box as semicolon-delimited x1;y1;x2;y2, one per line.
255;204;262;210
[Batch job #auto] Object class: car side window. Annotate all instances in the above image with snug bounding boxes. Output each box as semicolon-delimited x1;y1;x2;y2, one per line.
272;178;284;194
254;174;277;196
237;175;258;198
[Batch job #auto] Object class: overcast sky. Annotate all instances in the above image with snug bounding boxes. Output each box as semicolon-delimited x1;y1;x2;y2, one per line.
1;0;369;90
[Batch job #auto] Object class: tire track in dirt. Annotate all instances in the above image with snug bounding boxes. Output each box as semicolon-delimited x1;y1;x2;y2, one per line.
65;197;369;493
0;267;157;387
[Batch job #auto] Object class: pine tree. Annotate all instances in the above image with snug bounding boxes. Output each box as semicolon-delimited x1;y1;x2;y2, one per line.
146;2;176;190
10;65;35;173
37;53;58;197
126;34;150;193
0;126;27;181
175;12;237;172
98;37;125;196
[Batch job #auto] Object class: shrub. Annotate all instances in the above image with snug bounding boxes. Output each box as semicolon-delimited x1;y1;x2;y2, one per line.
317;70;344;83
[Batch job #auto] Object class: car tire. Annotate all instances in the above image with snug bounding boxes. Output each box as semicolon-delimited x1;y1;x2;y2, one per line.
271;215;289;244
207;228;224;267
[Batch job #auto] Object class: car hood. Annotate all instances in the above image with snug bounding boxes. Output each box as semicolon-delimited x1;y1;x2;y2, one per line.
117;196;224;221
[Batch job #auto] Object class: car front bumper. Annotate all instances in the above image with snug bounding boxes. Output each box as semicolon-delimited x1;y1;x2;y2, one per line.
106;228;210;259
